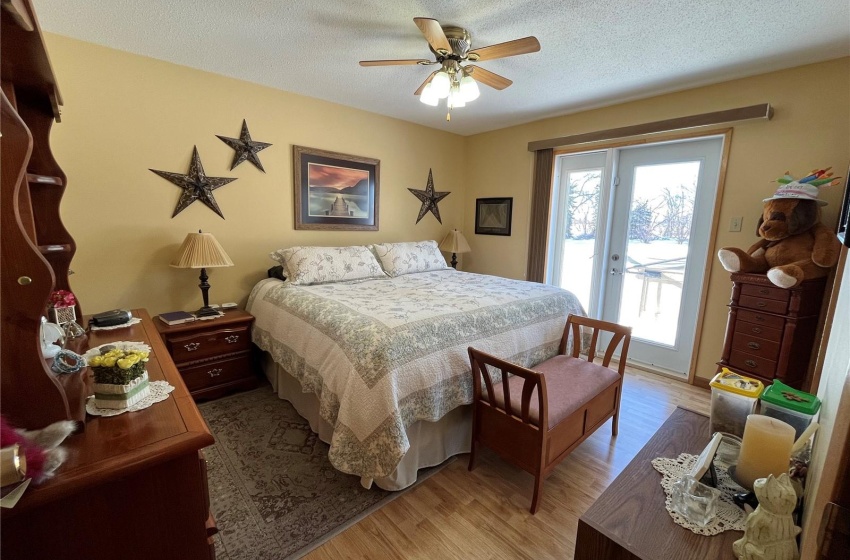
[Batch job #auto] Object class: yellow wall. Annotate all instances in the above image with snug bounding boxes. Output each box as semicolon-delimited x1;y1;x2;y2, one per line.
463;57;850;380
46;34;466;316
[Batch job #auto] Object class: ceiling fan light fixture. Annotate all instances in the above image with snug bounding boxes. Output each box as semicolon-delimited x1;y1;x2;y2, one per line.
419;83;439;106
459;74;480;102
447;87;466;109
431;71;451;99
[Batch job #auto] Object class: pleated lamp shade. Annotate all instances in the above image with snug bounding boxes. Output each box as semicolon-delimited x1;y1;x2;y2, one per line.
170;231;234;269
439;229;471;255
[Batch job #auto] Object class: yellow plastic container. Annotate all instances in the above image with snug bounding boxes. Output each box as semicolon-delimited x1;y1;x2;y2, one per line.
709;369;764;437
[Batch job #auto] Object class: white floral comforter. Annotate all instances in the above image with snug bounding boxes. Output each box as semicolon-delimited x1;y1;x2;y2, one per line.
247;269;584;482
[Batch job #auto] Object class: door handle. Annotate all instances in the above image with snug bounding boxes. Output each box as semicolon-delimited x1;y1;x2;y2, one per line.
610;268;624;275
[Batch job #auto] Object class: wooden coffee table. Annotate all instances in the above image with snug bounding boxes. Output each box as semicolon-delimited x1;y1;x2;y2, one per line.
575;407;740;560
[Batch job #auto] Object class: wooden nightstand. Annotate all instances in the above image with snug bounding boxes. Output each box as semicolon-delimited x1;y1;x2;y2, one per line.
155;309;258;400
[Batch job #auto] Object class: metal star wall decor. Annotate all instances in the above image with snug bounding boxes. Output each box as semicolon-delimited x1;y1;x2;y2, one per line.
150;146;237;219
216;119;272;172
408;168;451;224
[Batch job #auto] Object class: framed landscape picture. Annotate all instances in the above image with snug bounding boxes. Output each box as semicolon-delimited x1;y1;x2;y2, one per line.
293;146;379;230
475;197;513;236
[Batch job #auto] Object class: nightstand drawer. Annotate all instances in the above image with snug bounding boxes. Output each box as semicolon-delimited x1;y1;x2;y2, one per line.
738;295;789;315
181;354;253;392
736;309;786;331
731;332;780;361
740;284;791;303
734;320;783;342
729;349;777;379
169;325;251;364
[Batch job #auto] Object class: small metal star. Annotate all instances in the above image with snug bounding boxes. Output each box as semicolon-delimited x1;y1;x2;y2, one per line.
216;119;272;172
150;146;236;219
408;168;450;224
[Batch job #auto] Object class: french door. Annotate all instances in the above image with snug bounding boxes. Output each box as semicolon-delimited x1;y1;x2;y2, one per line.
548;136;724;376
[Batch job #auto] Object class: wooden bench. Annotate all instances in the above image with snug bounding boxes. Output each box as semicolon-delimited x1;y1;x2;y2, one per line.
468;314;632;513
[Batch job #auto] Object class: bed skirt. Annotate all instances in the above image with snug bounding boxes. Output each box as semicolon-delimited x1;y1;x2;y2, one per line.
260;352;471;491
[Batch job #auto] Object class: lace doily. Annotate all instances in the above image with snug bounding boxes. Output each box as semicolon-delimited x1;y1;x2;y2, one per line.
86;381;175;417
652;453;747;535
89;317;142;331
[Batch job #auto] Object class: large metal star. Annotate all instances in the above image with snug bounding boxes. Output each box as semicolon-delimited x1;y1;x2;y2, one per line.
216;119;272;172
408;169;451;224
150;146;236;219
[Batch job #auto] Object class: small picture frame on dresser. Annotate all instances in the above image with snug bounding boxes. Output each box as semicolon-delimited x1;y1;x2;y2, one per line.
837;169;850;247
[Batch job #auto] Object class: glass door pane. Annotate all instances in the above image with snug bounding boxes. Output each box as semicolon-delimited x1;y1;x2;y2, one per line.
548;151;608;316
620;162;699;346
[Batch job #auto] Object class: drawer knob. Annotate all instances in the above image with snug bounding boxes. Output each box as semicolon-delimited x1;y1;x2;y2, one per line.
745;359;758;368
184;342;200;351
208;368;223;378
225;335;240;344
756;301;767;308
754;315;764;322
747;342;761;350
752;327;762;334
759;288;769;295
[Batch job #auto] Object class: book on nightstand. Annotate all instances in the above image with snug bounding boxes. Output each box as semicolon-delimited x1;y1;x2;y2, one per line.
158;311;197;326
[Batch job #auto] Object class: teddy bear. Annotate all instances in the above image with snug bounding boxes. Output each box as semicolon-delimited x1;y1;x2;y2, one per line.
717;170;842;288
732;473;801;560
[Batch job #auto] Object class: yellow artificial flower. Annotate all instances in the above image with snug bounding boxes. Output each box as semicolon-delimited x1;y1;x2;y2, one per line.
102;356;117;367
89;355;103;367
117;358;133;370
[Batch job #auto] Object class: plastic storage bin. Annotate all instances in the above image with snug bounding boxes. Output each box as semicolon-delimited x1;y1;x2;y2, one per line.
759;380;820;439
709;369;764;438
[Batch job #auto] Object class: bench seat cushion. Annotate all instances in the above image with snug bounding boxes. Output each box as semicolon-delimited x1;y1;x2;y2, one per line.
490;356;620;429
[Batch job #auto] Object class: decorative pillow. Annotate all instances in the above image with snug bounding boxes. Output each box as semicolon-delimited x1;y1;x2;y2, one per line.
269;246;386;285
370;240;451;277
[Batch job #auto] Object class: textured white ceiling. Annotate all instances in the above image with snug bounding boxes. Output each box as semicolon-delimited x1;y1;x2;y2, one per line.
36;0;850;136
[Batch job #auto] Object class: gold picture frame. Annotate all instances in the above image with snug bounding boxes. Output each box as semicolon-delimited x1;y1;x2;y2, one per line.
293;146;380;231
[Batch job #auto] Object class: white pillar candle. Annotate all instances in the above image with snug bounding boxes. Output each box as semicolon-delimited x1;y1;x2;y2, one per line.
735;414;795;490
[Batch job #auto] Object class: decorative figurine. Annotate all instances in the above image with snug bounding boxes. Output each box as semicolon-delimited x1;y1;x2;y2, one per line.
408;168;450;224
733;473;801;560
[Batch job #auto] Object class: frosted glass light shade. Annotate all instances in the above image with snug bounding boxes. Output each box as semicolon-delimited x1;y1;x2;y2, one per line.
447;87;465;108
459;75;480;102
419;83;439;106
170;231;234;269
430;71;451;99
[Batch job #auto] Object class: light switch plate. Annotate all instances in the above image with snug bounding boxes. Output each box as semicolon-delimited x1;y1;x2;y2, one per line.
730;217;743;232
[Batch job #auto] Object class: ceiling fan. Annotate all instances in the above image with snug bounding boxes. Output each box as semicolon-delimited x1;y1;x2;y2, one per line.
360;17;541;120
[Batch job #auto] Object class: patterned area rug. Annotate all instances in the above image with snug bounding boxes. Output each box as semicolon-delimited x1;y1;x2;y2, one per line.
199;386;445;559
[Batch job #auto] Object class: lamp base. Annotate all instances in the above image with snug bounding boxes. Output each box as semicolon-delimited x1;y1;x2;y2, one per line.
195;306;223;318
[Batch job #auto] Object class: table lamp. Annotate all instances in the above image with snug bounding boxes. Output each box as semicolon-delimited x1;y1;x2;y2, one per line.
439;229;471;269
171;230;234;317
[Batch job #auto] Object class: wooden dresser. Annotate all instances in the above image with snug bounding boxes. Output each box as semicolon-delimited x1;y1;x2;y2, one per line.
0;310;217;560
718;272;826;389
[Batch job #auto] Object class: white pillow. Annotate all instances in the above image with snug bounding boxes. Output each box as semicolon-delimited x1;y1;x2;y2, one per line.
269;245;386;286
370;240;451;277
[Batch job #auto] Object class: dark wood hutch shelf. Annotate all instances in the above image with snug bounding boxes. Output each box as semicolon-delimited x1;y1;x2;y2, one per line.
1;0;84;429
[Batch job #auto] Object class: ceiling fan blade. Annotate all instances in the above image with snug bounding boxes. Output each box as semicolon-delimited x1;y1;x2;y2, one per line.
466;66;513;90
414;17;452;55
414;71;437;95
468;36;540;61
360;59;432;67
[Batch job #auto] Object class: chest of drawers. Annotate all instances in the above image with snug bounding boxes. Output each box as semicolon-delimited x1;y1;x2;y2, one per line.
718;272;826;389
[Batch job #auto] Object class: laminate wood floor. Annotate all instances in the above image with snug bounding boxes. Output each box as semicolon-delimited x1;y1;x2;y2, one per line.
306;368;711;560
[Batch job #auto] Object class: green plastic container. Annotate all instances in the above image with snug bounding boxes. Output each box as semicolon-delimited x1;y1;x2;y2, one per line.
759;380;821;439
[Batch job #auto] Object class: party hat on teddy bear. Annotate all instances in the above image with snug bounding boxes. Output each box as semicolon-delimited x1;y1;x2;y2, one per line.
767;168;842;206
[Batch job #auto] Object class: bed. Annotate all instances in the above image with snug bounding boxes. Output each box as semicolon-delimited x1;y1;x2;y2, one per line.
247;244;584;490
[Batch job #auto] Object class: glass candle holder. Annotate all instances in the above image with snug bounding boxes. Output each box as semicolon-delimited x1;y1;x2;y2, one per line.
671;474;722;527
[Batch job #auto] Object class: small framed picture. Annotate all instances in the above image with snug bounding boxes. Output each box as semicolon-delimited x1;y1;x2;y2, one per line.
293;146;379;231
475;197;513;236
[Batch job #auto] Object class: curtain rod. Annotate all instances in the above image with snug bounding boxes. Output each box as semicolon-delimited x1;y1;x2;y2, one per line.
527;103;772;152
